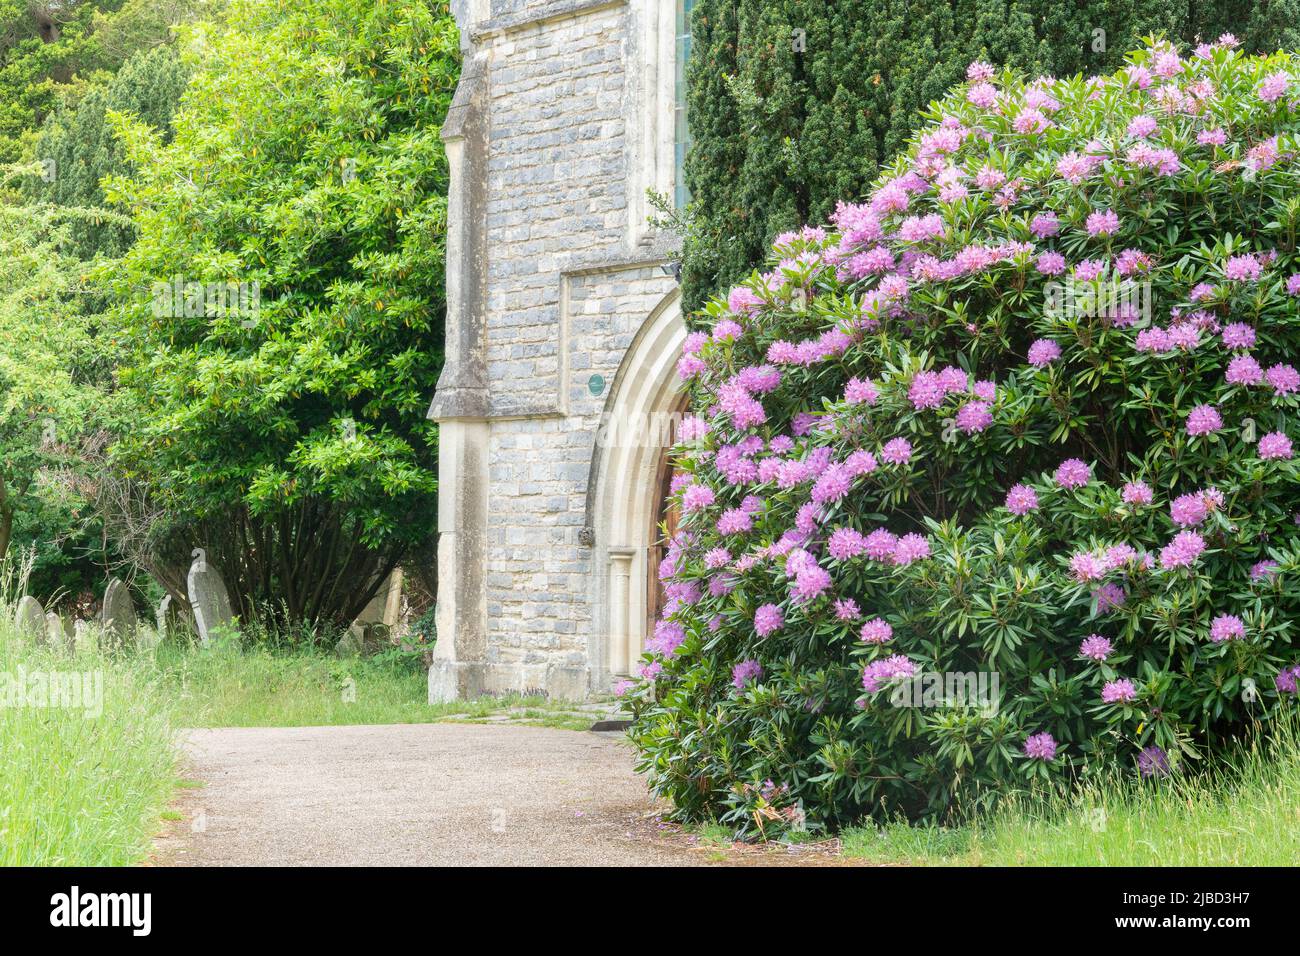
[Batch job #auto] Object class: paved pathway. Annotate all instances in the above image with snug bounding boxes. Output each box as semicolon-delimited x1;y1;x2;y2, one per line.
158;723;701;866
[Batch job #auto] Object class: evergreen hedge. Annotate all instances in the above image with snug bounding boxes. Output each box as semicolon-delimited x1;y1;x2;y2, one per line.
681;0;1300;311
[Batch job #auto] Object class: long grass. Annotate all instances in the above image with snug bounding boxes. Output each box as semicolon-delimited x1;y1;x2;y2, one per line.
152;634;588;728
842;718;1300;866
0;617;178;865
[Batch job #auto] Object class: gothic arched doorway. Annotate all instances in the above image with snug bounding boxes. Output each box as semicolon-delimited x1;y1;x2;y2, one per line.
586;289;686;687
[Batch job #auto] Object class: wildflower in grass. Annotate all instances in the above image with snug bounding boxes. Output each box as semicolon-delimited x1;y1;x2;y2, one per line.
1138;745;1171;778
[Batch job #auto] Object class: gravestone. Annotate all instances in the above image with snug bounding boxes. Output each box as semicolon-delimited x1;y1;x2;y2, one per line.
351;570;402;626
334;630;363;658
101;578;137;646
14;596;46;644
44;612;69;651
156;593;191;637
187;549;234;644
73;619;94;655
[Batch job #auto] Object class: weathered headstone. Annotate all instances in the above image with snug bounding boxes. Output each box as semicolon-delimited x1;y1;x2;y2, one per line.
334;630;363;658
155;593;191;638
371;569;404;627
14;596;46;644
100;578;137;646
73;619;94;655
44;612;69;652
187;549;234;644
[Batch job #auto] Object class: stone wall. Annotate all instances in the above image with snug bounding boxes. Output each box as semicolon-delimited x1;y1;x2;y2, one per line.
430;0;683;701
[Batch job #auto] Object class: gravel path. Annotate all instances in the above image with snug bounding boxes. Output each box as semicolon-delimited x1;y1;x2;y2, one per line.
156;723;701;866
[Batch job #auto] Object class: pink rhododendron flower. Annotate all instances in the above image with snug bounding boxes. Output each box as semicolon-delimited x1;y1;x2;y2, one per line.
1258;432;1293;460
1102;679;1137;704
1028;338;1062;366
754;604;783;637
1226;355;1264;386
1005;484;1039;515
862;654;916;693
892;533;931;565
880;438;913;465
860;618;893;644
1023;733;1057;761
1266;363;1300;395
1055;458;1090;489
1121;481;1153;505
1160;531;1206;569
1086;209;1120;236
1185;404;1222;436
955;401;993;433
1209;614;1246;643
731;659;762;689
1080;634;1113;661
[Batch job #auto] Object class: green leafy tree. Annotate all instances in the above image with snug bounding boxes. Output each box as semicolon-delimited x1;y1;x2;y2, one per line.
0;193;107;566
105;0;458;629
680;0;1300;311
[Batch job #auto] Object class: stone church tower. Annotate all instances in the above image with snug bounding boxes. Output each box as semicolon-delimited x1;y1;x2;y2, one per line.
428;0;695;701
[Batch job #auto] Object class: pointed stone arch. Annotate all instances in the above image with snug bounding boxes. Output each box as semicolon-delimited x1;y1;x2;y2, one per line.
585;288;687;688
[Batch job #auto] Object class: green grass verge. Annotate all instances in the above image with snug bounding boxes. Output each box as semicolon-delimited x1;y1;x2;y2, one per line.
842;719;1300;866
151;636;594;729
0;623;178;865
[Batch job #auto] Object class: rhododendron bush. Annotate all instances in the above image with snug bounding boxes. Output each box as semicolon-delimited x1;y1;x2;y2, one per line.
623;39;1300;836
